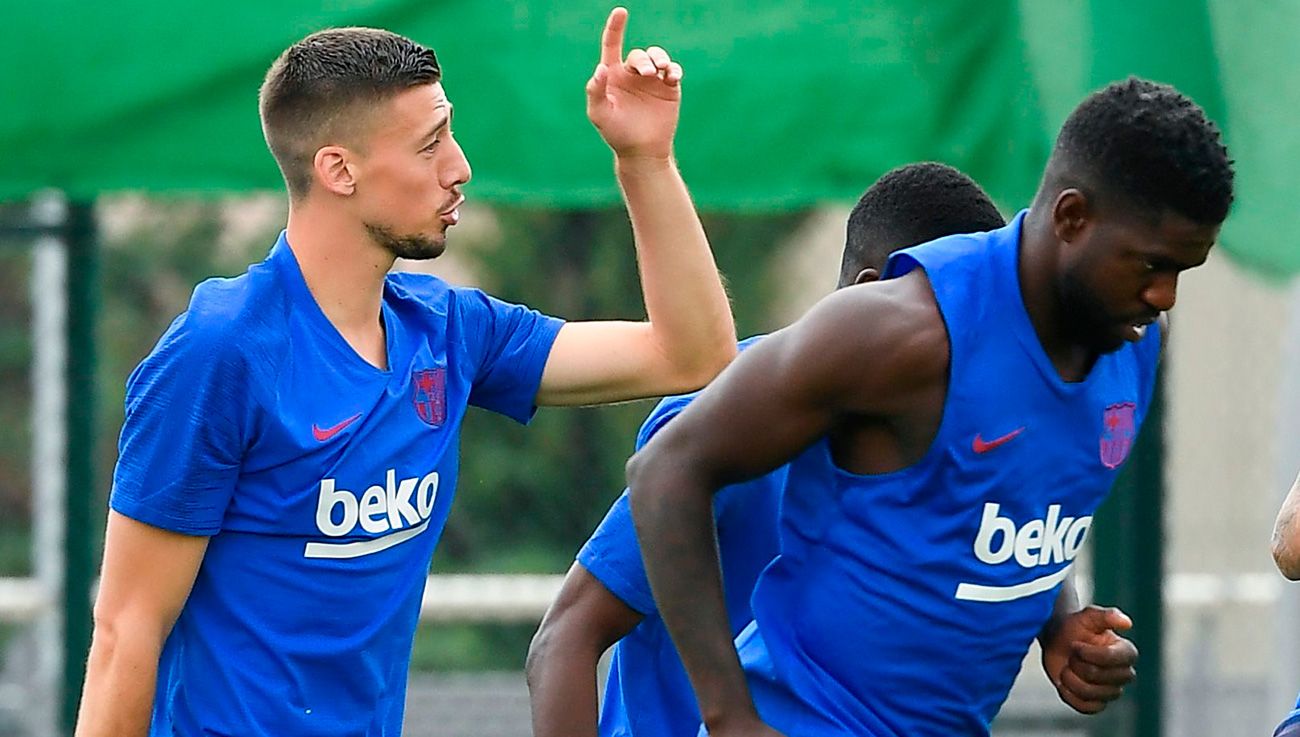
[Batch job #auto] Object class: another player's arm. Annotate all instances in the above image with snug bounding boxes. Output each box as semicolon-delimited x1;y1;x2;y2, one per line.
536;9;735;407
628;277;943;737
526;563;644;737
75;513;208;737
1272;472;1300;579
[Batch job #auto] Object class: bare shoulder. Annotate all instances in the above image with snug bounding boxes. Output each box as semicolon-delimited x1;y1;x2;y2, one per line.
758;269;949;413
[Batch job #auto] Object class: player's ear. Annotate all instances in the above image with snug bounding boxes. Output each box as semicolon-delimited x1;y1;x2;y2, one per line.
1051;188;1091;244
314;145;358;197
853;267;881;285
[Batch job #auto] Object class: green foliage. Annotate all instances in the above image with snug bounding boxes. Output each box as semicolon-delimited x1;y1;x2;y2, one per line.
409;622;537;672
0;523;30;576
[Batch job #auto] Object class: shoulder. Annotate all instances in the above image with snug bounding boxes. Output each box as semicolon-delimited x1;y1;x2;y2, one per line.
771;272;949;409
885;228;1002;281
131;267;283;395
165;271;273;360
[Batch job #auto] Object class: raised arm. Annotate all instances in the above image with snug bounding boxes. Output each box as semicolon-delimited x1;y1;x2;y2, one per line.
526;563;644;737
75;513;208;737
627;275;944;736
1273;471;1300;580
536;8;734;406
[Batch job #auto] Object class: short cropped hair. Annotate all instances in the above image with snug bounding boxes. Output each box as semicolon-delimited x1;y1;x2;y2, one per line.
839;162;1006;286
1047;77;1234;225
259;27;441;198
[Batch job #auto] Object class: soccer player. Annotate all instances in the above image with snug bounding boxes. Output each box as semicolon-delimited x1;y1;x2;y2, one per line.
75;9;736;737
527;163;1008;737
629;77;1234;737
1270;474;1300;735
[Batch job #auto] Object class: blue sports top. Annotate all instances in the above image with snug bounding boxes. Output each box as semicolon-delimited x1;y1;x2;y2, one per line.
739;211;1163;737
110;233;563;737
579;337;783;737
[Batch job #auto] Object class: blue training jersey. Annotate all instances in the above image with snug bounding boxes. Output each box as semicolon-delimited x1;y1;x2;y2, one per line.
738;211;1162;737
110;232;562;737
579;337;784;737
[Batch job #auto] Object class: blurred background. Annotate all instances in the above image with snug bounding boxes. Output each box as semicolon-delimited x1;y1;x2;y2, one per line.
1;1;1297;736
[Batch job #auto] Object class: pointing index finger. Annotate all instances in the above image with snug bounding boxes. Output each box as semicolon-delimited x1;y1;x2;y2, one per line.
600;7;629;67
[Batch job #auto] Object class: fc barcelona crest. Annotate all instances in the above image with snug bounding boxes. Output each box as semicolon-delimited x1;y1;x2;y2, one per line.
1099;402;1136;469
412;368;446;428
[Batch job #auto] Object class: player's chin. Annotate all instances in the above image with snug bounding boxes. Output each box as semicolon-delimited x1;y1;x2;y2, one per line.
1089;326;1131;355
394;232;446;261
415;236;447;260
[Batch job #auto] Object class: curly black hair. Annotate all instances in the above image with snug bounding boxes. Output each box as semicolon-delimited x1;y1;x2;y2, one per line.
839;162;1006;287
1046;77;1234;225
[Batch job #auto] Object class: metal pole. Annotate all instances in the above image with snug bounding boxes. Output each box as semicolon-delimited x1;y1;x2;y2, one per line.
61;201;97;735
30;190;68;737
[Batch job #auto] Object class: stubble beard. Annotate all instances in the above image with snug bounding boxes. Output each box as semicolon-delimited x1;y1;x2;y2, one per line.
1057;269;1126;355
365;222;446;261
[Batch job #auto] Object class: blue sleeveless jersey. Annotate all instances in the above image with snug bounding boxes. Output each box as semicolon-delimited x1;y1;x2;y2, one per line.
579;337;783;737
109;233;562;736
739;211;1162;737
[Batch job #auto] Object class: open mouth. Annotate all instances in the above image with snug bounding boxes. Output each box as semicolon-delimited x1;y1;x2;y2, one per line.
439;196;465;225
1123;318;1156;342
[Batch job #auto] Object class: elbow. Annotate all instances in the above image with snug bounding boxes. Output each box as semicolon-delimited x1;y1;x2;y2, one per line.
664;341;737;395
525;620;553;690
87;598;170;667
692;341;739;388
88;600;130;663
625;450;655;513
526;610;597;692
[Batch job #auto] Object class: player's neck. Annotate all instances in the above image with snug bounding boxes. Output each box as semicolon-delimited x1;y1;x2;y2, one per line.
1019;211;1095;381
285;202;393;366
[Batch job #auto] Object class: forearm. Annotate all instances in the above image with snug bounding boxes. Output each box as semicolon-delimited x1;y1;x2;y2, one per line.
1038;574;1081;647
526;629;602;737
74;623;163;737
1273;473;1300;579
615;155;736;386
627;455;758;731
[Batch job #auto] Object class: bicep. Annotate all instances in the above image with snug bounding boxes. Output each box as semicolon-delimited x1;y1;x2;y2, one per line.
94;512;208;638
537;322;661;406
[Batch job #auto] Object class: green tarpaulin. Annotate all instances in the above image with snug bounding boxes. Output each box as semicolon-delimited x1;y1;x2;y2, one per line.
4;0;1297;274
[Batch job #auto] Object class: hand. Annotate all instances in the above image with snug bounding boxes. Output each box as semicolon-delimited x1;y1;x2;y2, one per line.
1040;605;1138;714
585;7;684;161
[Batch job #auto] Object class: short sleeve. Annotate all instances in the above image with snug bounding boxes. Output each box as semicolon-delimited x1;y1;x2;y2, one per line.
576;394;694;614
455;289;564;424
109;314;252;535
577;492;656;615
